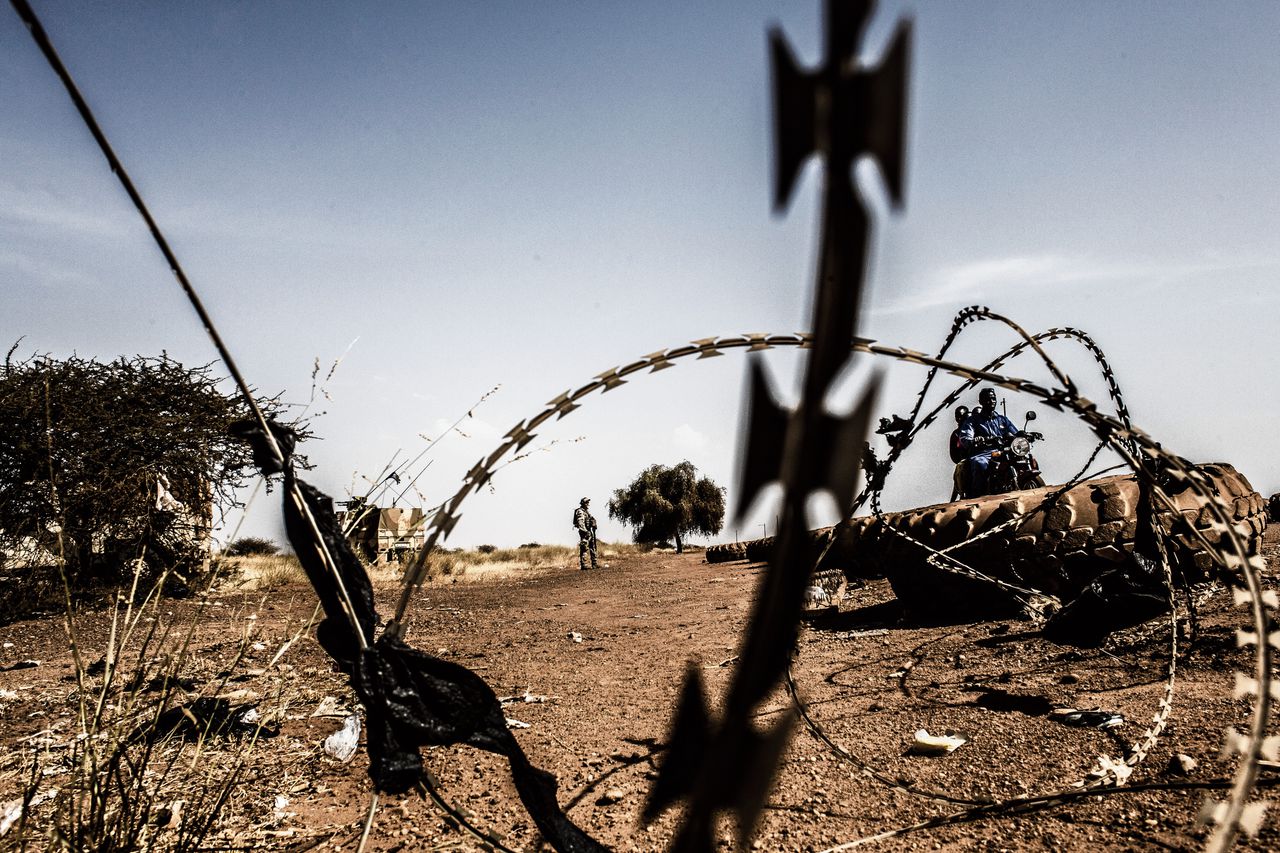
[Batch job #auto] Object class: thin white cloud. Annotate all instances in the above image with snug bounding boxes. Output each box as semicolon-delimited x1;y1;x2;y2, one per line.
0;248;101;290
875;253;1111;315
0;183;130;240
0;179;378;252
162;198;405;253
672;423;708;453
937;254;1072;300
874;252;1280;316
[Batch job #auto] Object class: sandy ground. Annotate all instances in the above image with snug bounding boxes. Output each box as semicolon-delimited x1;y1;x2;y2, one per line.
1;531;1278;852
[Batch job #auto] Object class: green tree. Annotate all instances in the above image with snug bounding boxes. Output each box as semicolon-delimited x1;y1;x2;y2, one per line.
608;460;725;553
0;350;291;598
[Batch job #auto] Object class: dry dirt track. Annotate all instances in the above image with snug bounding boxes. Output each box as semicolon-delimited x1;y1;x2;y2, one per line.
2;531;1279;852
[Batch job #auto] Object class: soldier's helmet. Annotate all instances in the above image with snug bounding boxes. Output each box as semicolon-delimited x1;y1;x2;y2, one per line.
580;497;590;506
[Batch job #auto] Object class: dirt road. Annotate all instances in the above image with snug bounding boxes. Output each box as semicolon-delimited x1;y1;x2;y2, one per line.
2;532;1278;851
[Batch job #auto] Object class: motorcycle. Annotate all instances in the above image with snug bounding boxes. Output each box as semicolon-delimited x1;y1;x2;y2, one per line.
957;410;1046;499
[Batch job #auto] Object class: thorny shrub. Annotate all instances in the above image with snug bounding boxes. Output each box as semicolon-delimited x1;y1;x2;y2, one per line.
0;350;299;615
223;538;280;558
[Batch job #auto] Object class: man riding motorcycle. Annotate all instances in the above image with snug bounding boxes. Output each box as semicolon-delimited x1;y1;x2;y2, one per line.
957;387;1019;497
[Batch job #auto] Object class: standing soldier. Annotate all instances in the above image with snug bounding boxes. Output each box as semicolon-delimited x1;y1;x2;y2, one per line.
573;497;598;570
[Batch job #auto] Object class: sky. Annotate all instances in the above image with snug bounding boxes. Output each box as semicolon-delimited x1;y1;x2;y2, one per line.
3;1;1278;550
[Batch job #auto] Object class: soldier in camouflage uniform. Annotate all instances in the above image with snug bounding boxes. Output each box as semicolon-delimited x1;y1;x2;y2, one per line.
573;497;598;570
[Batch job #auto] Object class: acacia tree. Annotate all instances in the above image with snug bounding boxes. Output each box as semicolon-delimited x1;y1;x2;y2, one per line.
608;460;725;553
0;350;290;596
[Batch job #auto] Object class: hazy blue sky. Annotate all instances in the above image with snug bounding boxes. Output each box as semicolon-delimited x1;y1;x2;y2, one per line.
4;1;1278;549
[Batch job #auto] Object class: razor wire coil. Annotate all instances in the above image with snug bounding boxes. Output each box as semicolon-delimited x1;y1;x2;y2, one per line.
391;317;1274;850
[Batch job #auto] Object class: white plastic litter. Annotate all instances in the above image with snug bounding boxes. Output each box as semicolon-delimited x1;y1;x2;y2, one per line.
272;794;295;821
0;660;39;672
499;689;551;705
908;729;968;755
1050;707;1124;728
322;714;361;763
0;801;20;837
1;789;58;837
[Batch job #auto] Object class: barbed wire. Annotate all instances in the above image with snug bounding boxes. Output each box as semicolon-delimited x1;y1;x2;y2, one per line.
386;319;1273;848
14;0;1270;844
763;314;1181;829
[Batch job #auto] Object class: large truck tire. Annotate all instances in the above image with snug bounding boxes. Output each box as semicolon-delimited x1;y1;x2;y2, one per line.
704;463;1266;618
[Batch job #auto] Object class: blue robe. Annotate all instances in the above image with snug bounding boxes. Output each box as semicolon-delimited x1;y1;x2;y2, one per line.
958;409;1019;496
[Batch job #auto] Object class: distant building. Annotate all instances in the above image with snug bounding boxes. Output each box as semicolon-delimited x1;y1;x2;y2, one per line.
339;500;426;563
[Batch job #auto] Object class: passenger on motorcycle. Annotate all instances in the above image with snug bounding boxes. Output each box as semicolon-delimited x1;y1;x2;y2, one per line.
958;388;1019;497
948;405;971;464
948;405;971;501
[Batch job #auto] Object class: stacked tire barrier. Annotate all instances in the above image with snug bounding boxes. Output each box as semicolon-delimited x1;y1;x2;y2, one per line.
707;463;1266;616
705;541;748;563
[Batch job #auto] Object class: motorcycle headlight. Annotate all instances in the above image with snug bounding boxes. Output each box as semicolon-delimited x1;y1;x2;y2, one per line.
1010;435;1031;458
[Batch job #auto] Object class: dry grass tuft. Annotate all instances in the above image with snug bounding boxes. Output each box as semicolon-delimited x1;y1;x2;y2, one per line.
214;543;603;590
221;554;307;591
0;554;297;851
599;542;646;558
418;543;586;583
214;541;658;590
